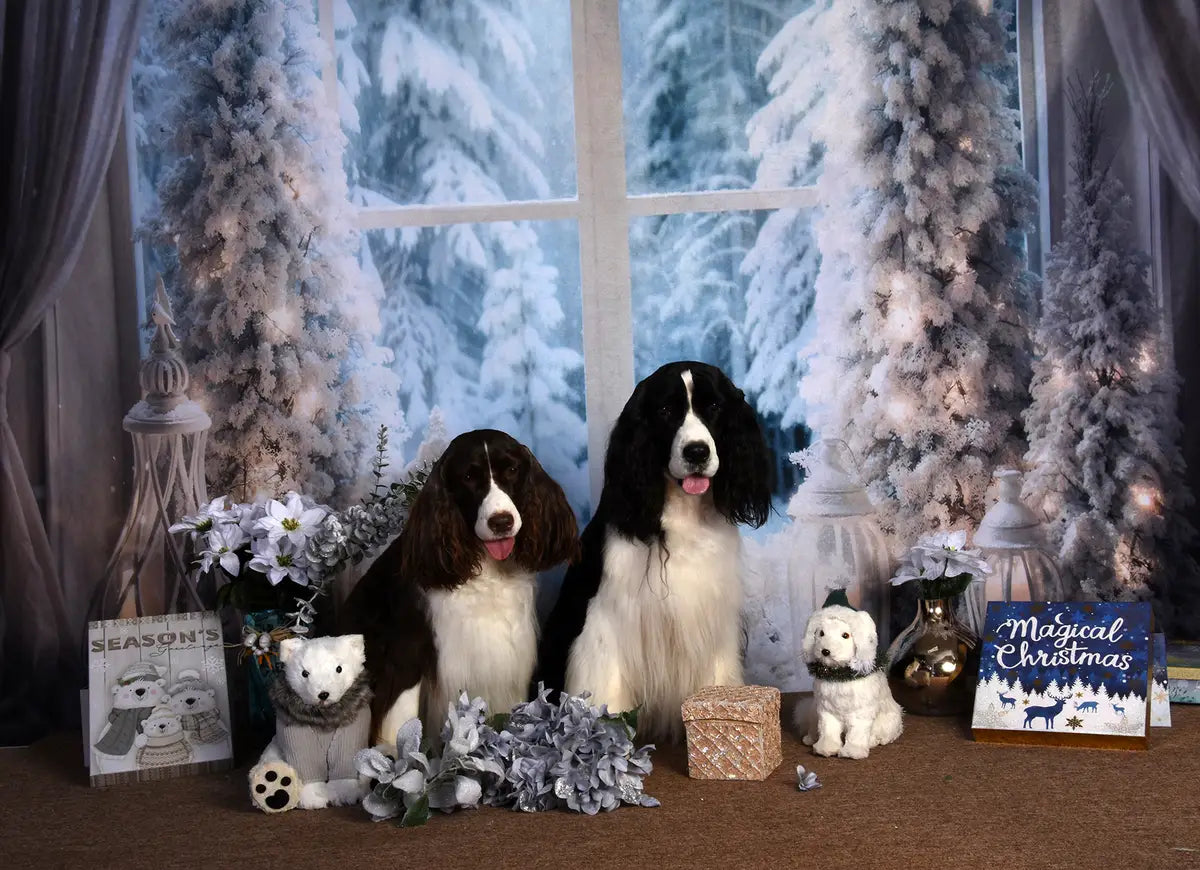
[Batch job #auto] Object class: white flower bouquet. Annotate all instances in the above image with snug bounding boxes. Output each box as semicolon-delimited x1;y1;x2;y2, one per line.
170;426;430;626
171;492;333;612
890;530;992;599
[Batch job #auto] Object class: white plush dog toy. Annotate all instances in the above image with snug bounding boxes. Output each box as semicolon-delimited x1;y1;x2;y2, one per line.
798;600;902;759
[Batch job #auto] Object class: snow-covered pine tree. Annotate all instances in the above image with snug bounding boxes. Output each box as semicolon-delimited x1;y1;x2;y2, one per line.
628;0;795;383
742;0;831;475
478;221;587;505
1022;77;1196;625
341;0;587;506
799;0;1037;545
151;0;400;504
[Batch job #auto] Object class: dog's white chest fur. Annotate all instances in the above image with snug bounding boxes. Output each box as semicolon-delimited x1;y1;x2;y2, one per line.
425;561;537;723
568;486;743;739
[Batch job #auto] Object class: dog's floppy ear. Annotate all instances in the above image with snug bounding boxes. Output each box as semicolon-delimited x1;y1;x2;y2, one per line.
603;380;668;543
513;446;580;571
710;380;772;528
848;610;879;674
800;611;825;663
399;456;480;589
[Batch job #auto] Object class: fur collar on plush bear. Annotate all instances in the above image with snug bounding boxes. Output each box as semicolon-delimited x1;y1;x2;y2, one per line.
269;670;372;729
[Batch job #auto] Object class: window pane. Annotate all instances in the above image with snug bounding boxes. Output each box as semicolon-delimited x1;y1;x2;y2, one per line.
366;220;588;512
621;0;816;195
339;0;576;206
630;208;816;508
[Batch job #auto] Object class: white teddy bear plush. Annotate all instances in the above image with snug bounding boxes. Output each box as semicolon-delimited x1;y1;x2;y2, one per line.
797;602;902;760
249;634;373;813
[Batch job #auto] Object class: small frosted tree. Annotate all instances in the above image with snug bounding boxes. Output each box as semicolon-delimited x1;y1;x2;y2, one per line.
1023;77;1196;623
151;0;401;503
799;0;1037;545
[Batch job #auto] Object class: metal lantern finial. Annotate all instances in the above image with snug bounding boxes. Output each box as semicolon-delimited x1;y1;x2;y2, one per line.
974;468;1063;603
785;440;892;690
94;277;212;618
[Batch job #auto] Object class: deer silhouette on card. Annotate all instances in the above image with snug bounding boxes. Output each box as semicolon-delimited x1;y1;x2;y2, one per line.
1075;701;1099;713
1023;696;1070;730
998;693;1017;709
1112;702;1125;716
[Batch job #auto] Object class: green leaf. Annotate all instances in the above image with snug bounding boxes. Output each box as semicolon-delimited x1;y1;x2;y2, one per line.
400;794;430;827
486;713;511;732
600;706;641;737
618;706;640;734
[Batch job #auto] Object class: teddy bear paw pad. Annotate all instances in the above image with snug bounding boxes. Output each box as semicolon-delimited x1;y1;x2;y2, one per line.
249;760;301;814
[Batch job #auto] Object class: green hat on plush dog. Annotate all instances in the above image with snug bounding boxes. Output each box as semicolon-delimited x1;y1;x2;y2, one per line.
820;588;854;611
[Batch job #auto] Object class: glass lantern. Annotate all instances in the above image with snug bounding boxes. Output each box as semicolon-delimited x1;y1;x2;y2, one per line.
786;440;893;657
92;278;210;619
973;468;1064;616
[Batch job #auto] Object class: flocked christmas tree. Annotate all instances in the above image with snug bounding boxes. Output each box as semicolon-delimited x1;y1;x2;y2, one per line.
151;0;400;504
1022;77;1196;625
799;0;1037;545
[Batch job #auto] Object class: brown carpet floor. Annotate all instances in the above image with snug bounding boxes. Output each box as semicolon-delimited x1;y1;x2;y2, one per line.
2;705;1199;870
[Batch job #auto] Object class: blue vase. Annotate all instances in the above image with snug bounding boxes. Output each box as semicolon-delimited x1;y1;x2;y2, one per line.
242;609;287;733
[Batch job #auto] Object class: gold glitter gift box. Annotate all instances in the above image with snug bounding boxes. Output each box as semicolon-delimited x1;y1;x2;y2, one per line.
681;685;781;780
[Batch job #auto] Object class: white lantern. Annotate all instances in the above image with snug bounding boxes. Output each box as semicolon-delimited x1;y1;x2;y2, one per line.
92;278;210;618
786;440;893;654
974;468;1064;609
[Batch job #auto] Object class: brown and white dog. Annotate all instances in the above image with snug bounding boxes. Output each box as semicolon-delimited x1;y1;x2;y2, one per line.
342;429;578;745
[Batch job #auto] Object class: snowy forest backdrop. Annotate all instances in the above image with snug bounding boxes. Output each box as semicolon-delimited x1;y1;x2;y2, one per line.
133;0;1020;518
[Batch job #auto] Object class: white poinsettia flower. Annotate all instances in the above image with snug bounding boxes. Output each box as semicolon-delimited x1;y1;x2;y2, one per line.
893;529;992;584
247;537;310;586
254;492;328;546
197;524;248;576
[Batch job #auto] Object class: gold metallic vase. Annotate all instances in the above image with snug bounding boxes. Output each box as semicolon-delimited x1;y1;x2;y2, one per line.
887;597;980;716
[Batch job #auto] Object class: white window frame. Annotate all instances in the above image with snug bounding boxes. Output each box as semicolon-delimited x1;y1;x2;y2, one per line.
318;0;817;503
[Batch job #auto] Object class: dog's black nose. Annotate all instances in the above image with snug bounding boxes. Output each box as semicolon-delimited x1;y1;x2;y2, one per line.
318;691;330;701
821;648;830;657
186;698;195;706
682;441;710;464
135;688;145;697
488;512;514;534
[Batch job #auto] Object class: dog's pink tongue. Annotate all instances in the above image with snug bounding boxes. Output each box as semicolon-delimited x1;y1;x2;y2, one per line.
485;538;515;561
682;475;710;495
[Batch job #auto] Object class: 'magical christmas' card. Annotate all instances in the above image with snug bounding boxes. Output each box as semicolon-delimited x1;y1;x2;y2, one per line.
971;601;1151;750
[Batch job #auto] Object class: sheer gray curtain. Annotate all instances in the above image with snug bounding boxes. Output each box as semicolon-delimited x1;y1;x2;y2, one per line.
1097;0;1200;221
0;0;143;743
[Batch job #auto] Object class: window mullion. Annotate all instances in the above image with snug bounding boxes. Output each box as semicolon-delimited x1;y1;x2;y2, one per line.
573;0;633;506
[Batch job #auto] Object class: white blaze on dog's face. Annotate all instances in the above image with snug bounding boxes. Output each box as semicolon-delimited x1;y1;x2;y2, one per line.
278;634;366;707
474;444;523;561
804;606;879;673
668;370;720;494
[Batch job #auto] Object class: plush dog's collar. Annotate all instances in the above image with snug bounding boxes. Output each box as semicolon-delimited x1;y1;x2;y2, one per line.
806;649;888;682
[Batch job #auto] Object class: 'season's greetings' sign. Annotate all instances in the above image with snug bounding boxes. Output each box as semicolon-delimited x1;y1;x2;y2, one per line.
971;602;1152;749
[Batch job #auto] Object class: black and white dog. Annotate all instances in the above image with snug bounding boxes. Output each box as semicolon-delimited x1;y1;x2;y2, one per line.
342;430;578;745
538;362;772;740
